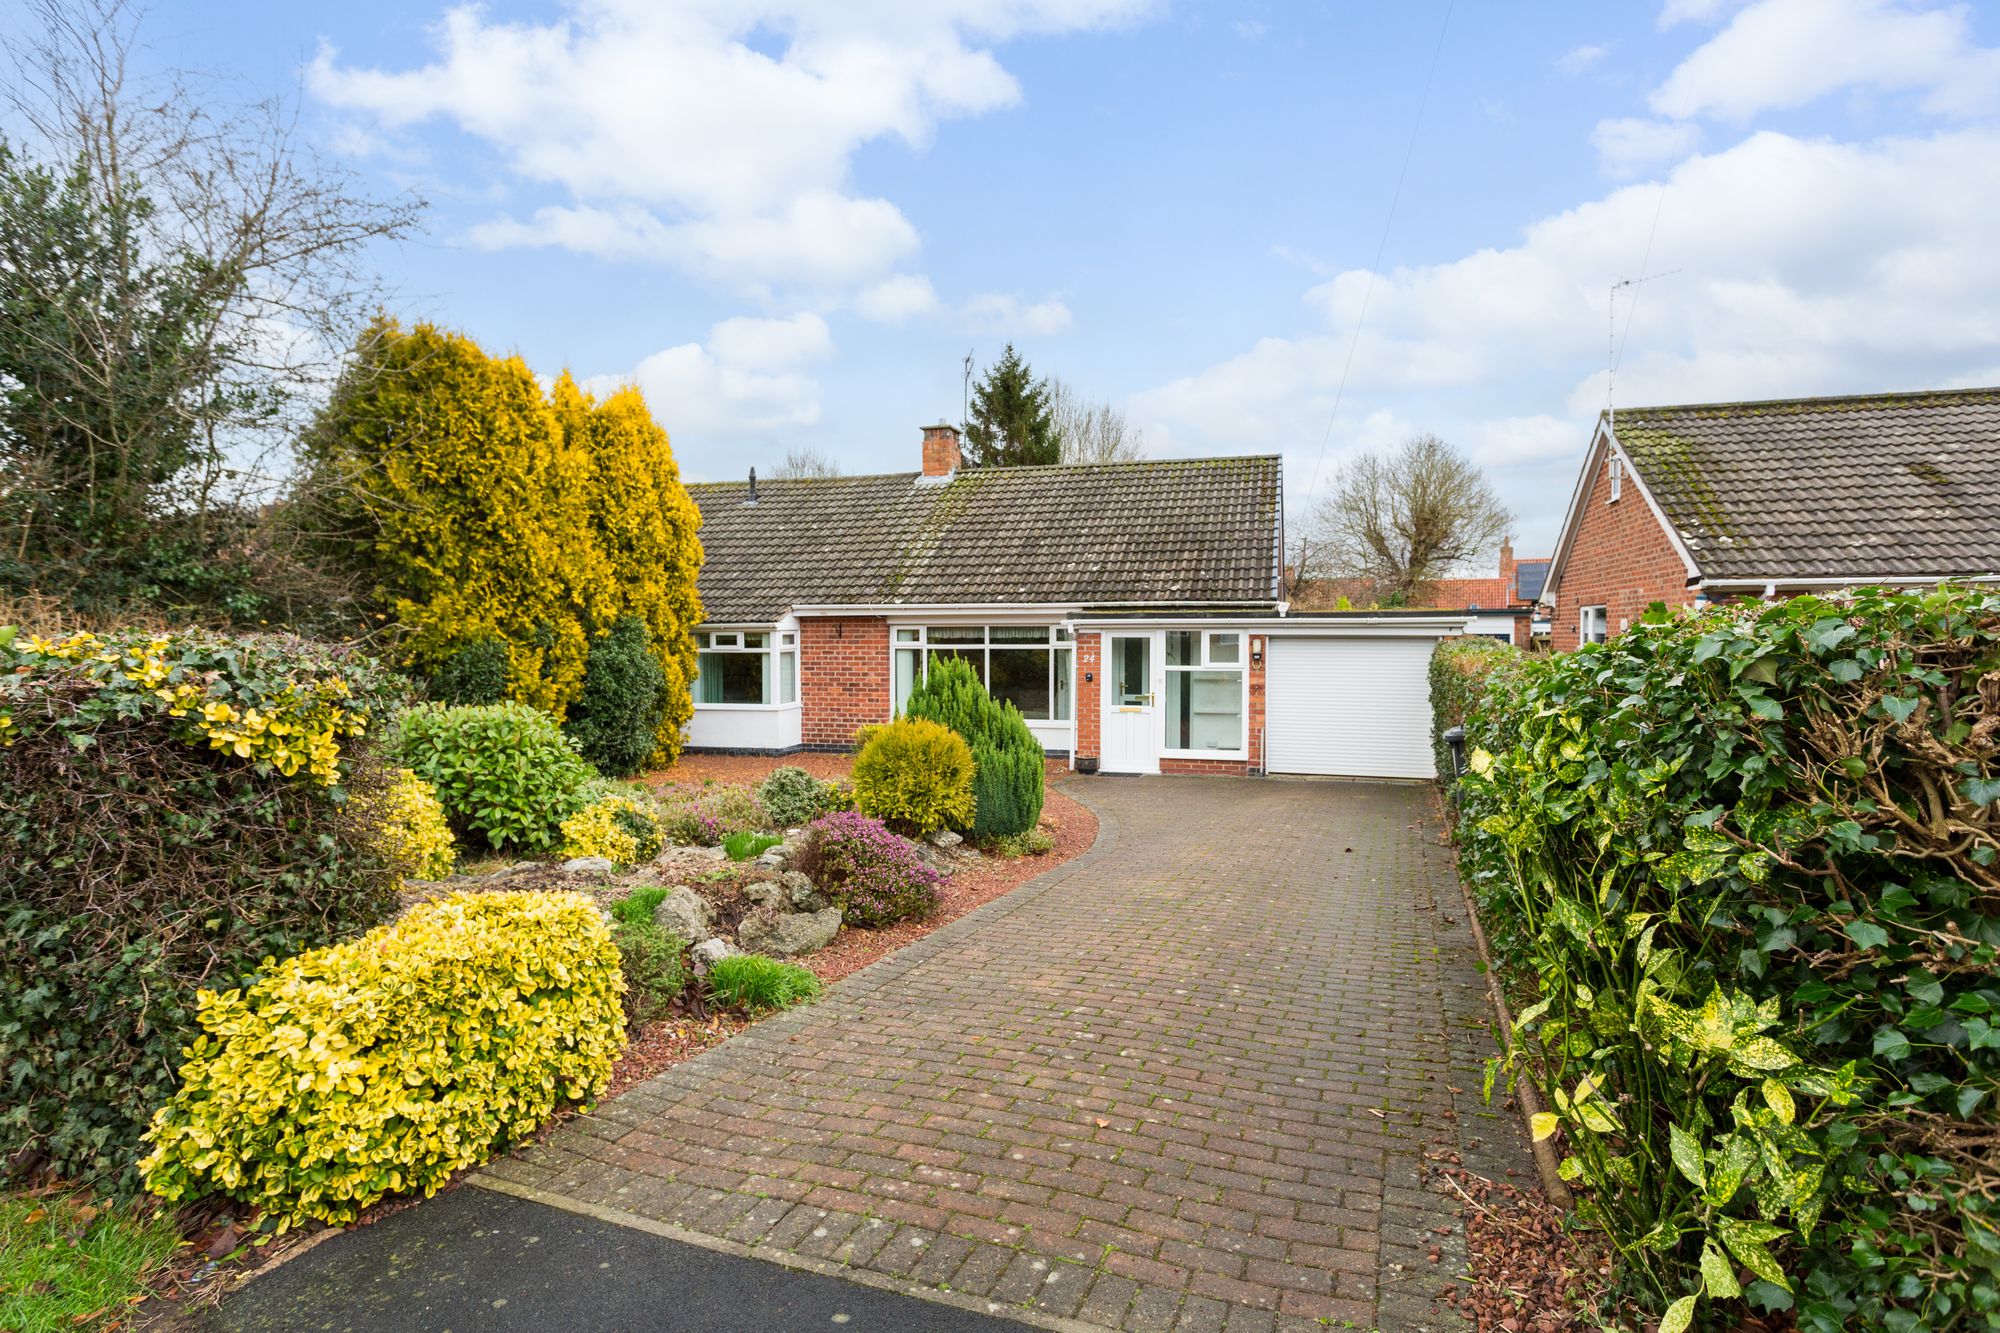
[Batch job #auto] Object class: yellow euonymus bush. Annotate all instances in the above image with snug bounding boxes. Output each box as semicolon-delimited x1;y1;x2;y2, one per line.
559;794;663;868
350;767;456;882
139;891;625;1229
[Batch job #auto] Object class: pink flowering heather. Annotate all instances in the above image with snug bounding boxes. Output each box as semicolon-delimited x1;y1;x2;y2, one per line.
796;811;942;928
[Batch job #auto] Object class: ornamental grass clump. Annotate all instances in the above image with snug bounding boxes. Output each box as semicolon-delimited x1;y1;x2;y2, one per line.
795;811;942;927
706;953;821;1014
140;891;625;1229
1448;586;2000;1333
0;627;406;1188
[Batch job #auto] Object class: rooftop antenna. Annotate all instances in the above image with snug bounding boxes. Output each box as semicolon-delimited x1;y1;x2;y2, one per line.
961;349;974;425
1607;269;1680;430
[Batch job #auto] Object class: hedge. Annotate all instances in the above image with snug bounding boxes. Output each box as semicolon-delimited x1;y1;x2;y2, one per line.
0;629;406;1188
1448;587;2000;1333
1426;635;1517;782
140;891;625;1229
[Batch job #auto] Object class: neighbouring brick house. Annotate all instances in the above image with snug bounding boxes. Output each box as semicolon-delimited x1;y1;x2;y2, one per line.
683;424;1470;778
1541;387;2000;651
1290;540;1550;647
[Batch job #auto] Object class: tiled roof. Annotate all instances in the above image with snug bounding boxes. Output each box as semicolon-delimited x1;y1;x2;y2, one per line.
1612;387;2000;580
686;456;1283;623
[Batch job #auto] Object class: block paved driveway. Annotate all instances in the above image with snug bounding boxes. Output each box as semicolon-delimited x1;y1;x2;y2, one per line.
477;776;1528;1332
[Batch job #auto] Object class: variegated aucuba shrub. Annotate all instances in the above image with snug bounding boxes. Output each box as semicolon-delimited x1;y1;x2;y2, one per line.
1449;586;2000;1333
140;891;625;1229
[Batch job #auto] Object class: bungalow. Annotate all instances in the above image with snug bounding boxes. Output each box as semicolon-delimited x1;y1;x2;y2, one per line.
682;423;1469;778
1540;387;2000;650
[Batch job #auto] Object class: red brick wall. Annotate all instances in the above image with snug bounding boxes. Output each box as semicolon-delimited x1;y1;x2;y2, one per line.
1552;452;1697;651
1075;632;1102;764
799;616;891;746
1072;630;1266;775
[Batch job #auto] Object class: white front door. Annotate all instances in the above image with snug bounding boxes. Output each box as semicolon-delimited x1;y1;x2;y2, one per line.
1101;633;1161;773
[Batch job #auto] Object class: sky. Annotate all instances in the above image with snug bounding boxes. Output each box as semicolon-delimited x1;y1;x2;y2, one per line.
46;0;2000;557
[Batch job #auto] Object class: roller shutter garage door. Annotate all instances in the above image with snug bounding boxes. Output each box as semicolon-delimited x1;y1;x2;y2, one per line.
1265;637;1439;778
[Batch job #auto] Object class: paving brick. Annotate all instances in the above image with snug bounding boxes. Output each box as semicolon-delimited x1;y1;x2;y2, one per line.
479;777;1530;1333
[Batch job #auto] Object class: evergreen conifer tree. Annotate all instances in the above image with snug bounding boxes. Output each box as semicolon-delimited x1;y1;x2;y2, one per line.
962;344;1058;467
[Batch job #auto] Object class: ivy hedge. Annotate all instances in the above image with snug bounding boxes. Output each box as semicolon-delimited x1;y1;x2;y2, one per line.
0;629;408;1188
1448;587;2000;1332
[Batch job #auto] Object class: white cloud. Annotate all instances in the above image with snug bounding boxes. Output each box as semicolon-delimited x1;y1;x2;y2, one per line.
961;293;1074;336
853;274;943;322
588;312;836;446
1650;0;2000;121
312;0;1155;296
1557;43;1609;75
1135;125;2000;546
1590;117;1701;176
1657;0;1742;26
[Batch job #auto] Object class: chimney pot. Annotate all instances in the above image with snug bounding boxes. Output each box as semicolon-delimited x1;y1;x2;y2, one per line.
921;421;962;478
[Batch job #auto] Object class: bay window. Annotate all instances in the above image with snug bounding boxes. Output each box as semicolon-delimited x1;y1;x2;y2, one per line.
1164;630;1244;753
695;630;798;706
892;625;1073;721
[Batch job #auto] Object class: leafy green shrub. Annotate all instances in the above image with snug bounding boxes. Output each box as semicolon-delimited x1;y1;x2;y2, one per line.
902;656;1043;839
794;811;942;927
429;635;510;706
723;830;782;862
1453;587;2000;1333
853;717;975;835
560;794;664;867
757;765;840;827
141;890;624;1229
1427;635;1517;784
397;702;594;852
993;827;1055;859
0;628;404;1189
705;953;822;1013
609;886;688;1025
564;616;671;778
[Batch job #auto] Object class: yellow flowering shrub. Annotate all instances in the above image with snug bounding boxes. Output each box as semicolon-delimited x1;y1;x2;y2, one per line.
559;794;664;868
139;891;625;1229
351;767;456;881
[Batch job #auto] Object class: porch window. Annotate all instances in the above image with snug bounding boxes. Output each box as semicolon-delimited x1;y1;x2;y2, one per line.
892;625;1073;722
696;629;798;706
1165;631;1244;752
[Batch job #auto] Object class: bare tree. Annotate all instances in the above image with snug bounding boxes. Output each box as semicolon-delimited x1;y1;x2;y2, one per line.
1048;377;1143;464
1295;434;1511;606
768;446;841;479
0;0;422;574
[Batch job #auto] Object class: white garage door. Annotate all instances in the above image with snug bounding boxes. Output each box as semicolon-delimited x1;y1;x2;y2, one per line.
1266;637;1439;778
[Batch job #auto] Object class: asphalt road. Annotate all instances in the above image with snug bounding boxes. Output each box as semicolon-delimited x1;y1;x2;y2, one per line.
198;1186;1029;1333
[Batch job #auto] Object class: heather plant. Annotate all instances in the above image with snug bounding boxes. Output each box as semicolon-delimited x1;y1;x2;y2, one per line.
795;811;943;928
1448;587;2000;1333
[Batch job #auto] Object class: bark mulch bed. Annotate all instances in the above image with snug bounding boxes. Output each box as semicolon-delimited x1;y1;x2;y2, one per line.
647;752;1075;790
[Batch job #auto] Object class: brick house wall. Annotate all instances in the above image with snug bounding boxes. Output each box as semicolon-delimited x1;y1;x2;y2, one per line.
1551;451;1698;651
1074;630;1267;776
799;616;892;747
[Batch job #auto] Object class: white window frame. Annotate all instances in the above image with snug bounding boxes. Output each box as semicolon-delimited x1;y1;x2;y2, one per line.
1579;605;1609;645
1160;629;1249;760
1608;457;1623;502
694;626;799;709
890;623;1075;722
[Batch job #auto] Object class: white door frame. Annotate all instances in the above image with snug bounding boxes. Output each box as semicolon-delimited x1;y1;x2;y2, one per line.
1100;631;1162;773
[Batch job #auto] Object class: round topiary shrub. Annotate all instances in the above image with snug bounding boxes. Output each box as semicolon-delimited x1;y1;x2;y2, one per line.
564;617;670;778
852;717;975;836
900;656;1043;839
396;702;594;852
794;811;943;927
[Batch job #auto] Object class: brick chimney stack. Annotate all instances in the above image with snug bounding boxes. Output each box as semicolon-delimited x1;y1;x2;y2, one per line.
921;422;962;478
1499;538;1517;602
